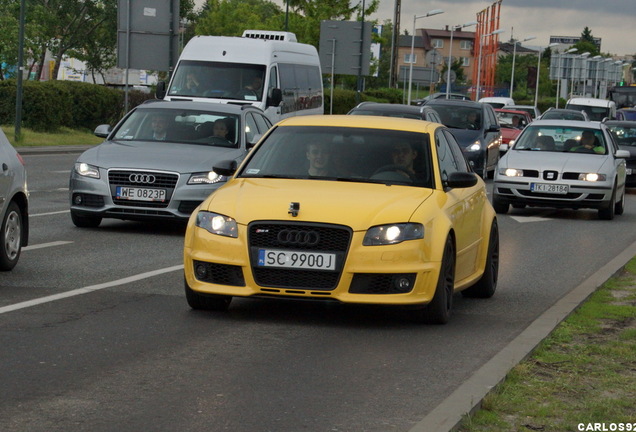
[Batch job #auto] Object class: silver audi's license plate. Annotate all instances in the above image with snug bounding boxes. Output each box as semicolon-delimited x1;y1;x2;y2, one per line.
116;186;166;202
530;183;569;194
257;249;336;271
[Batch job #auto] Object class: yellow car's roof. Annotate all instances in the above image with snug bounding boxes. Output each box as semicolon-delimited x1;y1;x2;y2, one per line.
276;114;441;133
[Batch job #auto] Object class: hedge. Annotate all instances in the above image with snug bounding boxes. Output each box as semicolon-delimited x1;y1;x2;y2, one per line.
0;80;154;132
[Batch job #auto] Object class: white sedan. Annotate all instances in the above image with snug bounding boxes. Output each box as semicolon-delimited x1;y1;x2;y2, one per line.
492;120;629;220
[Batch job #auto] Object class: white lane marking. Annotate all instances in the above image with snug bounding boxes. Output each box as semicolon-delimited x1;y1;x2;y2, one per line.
0;265;184;315
23;241;73;251
31;210;70;217
510;216;552;223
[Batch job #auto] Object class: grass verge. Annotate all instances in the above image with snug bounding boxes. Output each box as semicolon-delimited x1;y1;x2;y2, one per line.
2;124;101;147
458;258;636;431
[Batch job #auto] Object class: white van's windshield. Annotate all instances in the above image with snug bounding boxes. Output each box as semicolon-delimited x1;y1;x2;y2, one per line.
565;104;610;122
168;60;266;102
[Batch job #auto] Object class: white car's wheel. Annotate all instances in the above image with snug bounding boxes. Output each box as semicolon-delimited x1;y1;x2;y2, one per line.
0;202;22;271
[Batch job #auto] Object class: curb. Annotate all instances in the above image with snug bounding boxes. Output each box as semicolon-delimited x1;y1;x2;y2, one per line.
409;239;636;432
17;145;93;156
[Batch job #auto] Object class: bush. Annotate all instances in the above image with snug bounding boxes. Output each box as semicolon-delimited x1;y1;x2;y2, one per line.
0;80;159;132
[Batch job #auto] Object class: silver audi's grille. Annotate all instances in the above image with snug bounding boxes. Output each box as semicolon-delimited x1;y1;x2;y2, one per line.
108;170;178;188
108;170;179;208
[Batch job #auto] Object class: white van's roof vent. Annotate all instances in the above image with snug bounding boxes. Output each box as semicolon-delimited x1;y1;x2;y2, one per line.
241;30;297;42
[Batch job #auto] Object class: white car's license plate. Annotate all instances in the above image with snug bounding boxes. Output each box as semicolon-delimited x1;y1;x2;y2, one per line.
257;249;337;271
116;186;166;202
530;183;569;194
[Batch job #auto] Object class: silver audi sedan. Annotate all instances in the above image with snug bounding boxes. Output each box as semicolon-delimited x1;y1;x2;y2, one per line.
492;120;629;220
69;101;272;227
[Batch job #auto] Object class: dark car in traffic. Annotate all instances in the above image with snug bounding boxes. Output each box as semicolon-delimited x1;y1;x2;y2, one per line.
347;102;442;123
421;99;501;178
606;120;636;187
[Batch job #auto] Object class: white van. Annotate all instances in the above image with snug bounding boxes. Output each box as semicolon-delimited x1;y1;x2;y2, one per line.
156;30;324;123
478;97;515;108
565;97;616;121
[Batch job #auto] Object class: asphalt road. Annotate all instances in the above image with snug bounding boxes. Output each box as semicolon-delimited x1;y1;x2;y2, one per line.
2;148;635;432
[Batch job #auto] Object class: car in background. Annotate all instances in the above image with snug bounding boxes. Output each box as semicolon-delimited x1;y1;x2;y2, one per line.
421;99;501;178
493;120;628;220
184;115;499;324
616;108;636;121
565;97;616;121
69;101;273;228
538;108;590;122
347;102;442;123
495;109;533;145
478;97;515;108
508;104;541;119
605;120;636;187
414;92;471;104
0;128;29;270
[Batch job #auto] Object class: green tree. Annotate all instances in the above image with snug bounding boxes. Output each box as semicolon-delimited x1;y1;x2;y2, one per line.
571;27;600;57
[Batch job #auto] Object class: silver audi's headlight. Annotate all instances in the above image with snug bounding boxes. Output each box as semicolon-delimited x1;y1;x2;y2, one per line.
188;171;226;185
74;162;100;179
195;211;238;237
578;173;606;182
363;223;424;246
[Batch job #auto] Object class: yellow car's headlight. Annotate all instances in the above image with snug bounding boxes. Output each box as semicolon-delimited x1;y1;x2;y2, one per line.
363;223;424;246
195;211;238;237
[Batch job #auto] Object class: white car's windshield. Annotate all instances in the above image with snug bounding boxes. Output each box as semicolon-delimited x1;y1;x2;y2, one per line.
239;126;434;188
112;108;240;148
513;125;607;155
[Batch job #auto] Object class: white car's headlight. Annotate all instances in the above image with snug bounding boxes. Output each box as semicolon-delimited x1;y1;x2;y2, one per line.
188;171;225;185
499;168;523;177
195;211;238;237
466;141;481;152
578;173;606;182
74;162;100;179
363;223;424;246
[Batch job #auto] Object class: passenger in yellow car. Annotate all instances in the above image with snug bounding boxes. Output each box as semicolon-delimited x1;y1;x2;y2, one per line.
306;142;333;176
391;142;418;175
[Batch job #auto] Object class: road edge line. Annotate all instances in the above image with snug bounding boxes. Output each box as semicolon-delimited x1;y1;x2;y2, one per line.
409;239;636;432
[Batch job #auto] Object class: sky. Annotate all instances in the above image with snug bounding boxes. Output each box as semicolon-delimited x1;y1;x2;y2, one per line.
193;0;636;57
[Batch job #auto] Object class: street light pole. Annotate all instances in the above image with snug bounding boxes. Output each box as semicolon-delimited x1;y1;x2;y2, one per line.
407;9;444;105
570;52;590;98
509;35;535;97
476;28;504;100
445;21;477;99
534;43;559;108
556;47;577;108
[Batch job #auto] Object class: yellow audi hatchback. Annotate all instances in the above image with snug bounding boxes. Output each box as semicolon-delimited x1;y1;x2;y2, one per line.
183;115;498;323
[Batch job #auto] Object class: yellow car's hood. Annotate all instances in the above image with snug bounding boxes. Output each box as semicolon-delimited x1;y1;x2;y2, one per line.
202;178;435;231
